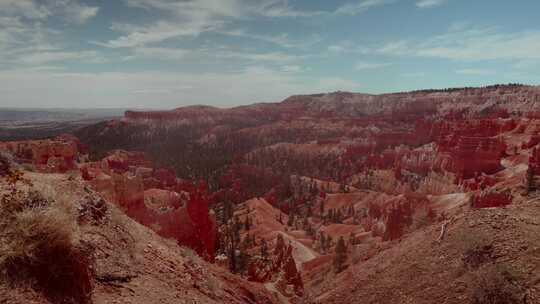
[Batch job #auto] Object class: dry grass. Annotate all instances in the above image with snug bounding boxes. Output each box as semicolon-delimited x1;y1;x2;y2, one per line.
457;228;493;269
0;183;93;304
469;265;524;304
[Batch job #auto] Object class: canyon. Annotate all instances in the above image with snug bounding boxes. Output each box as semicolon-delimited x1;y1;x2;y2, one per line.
1;84;540;303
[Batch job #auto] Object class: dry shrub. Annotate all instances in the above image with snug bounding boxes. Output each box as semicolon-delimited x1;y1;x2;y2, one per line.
470;265;524;304
463;244;493;269
0;187;93;303
0;153;10;176
78;195;108;224
458;229;493;269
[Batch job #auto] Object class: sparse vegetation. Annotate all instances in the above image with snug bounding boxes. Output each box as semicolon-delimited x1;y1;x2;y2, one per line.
333;236;348;273
459;229;493;269
469;265;524;304
525;167;535;195
0;172;93;303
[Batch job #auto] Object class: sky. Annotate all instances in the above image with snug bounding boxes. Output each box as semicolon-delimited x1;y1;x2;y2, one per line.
1;0;540;108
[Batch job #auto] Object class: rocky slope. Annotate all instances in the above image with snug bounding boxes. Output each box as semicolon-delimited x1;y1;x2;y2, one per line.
0;166;279;304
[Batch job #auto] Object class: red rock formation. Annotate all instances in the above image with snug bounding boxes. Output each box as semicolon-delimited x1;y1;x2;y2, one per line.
463;175;499;191
529;147;540;175
152;168;177;188
523;135;540;149
383;202;414;241
0;153;10;176
145;188;184;209
0;135;80;173
471;190;512;208
440;136;506;180
247;234;304;297
185;183;217;261
276;244;304;297
80;151;217;261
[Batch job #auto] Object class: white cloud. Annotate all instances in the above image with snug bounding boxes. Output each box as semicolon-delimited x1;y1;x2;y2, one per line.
355;61;393;70
335;0;394;16
0;17;65;66
117;45;304;65
0;68;362;108
215;50;303;63
416;0;447;8
62;2;100;24
328;41;354;53
401;72;426;78
124;0;321;18
132;86;193;94
327;41;371;55
220;29;321;49
281;65;302;72
328;45;347;53
97;21;219;48
0;0;99;24
129;47;190;61
17;51;105;65
455;69;495;75
0;1;101;68
101;0;322;49
377;41;409;56
376;25;540;61
0;0;50;20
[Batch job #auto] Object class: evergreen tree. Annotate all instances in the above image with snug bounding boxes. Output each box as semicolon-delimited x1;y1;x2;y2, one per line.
306;223;314;237
320;233;327;253
224;222;240;273
237;246;248;275
302;216;309;230
275;233;286;254
260;238;268;260
526;167;535;194
327;236;333;248
307;204;313;217
336;209;343;223
333;236;348;273
287;213;295;226
348;232;356;246
244;215;252;231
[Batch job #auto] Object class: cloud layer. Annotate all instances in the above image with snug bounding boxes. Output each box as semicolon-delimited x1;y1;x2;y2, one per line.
1;0;539;108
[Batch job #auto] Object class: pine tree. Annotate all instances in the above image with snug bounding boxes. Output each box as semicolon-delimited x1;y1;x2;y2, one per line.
320;233;327;253
275;233;285;254
333;236;348;273
526;167;535;194
260;238;268;260
348;232;356;246
244;215;251;231
306;223;314;237
302;216;309;230
327;236;333;248
348;205;355;216
224;222;239;273
307;204;313;217
237;246;248;274
287;213;295;226
336;209;343;223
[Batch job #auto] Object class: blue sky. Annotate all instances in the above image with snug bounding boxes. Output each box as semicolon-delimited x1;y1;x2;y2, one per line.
2;0;540;108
